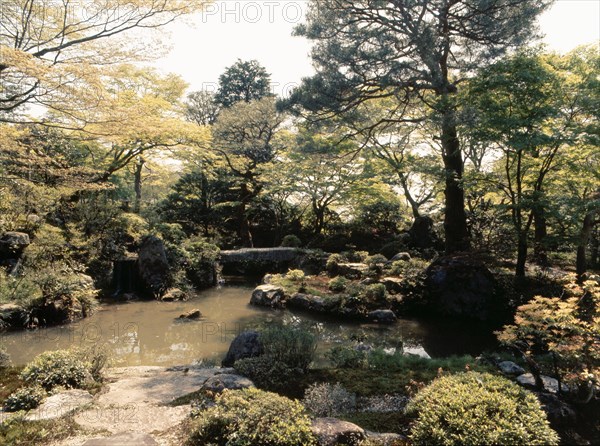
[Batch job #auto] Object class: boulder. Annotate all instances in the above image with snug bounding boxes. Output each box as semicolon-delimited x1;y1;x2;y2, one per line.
0;303;26;330
516;373;569;394
222;331;263;367
497;360;526;376
359;277;379;286
288;293;339;313
177;309;202;320
25;389;93;421
336;263;369;280
424;254;500;321
250;284;286;308
390;252;411;262
535;392;577;426
312;417;366;446
137;235;171;298
368;309;398;324
161;288;188;302
0;232;30;257
201;373;255;393
380;277;403;294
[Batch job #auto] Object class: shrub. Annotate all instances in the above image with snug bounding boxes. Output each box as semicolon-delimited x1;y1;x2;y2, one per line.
281;234;302;247
285;269;305;282
326;346;368;369
365;254;388;272
497;276;600;402
406;372;559;446
3;386;46;412
326;253;345;274
0;345;11;369
188;388;316;446
362;283;387;303
234;325;317;391
303;382;356;417
21;349;95;390
387;258;429;277
328;276;348;292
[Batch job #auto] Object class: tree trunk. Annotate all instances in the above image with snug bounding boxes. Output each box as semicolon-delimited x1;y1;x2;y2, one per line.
577;211;596;278
533;206;548;266
516;233;528;278
133;157;145;214
238;183;254;248
591;226;599;269
441;112;470;254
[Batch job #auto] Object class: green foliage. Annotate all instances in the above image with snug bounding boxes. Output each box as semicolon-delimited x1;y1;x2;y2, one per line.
0;344;11;369
3;386;46;412
234;325;317;391
0;414;81;446
497;276;600;400
303;382;356;417
362;283;387;303
406;372;559;446
281;234;302;247
285;269;305;282
328;276;348;292
387;258;429;277
214;59;273;108
326;253;345;273
0;270;42;307
326;346;368;369
365;254;388;273
188;388;316;446
20;347;106;391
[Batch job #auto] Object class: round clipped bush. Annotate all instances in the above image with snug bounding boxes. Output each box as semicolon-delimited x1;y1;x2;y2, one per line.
21;349;88;390
4;386;46;412
285;269;305;282
189;388;316;446
329;276;348;292
303;382;356;417
406;372;559;446
281;234;302;247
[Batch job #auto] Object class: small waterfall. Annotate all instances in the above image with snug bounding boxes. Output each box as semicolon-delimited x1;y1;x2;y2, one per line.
112;258;138;298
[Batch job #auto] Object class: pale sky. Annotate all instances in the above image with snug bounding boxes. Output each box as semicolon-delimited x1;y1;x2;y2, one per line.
154;0;600;96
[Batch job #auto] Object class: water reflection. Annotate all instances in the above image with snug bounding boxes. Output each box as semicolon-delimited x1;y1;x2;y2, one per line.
1;285;496;366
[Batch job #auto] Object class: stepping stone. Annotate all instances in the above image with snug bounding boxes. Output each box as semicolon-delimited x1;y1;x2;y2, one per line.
83;432;158;445
25;389;93;421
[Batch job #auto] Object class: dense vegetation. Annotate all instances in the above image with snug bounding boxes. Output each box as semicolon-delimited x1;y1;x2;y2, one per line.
0;0;598;445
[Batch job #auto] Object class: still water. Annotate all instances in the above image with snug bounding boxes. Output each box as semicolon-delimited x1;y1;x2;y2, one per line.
1;285;496;367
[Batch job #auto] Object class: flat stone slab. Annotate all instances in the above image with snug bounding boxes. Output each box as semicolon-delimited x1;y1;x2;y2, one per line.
26;389;93;421
516;373;569;394
75;366;222;434
83;432;158;445
201;373;254;393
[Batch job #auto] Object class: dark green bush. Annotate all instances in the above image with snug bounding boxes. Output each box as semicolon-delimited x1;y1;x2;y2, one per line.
188;388;316;446
362;283;387;303
3;386;46;412
326;346;368;369
406;372;559;446
328;276;348;292
20;347;106;391
234;325;317;391
281;234;302;247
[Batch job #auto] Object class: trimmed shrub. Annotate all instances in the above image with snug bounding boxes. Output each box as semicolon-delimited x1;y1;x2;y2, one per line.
0;344;11;369
234;325;316;391
188;388;316;446
362;283;387;303
328;276;348;292
303;382;356;417
406;372;559;446
281;234;302;247
285;269;305;282
21;349;92;390
326;253;345;274
326;346;368;369
365;254;388;272
4;386;46;412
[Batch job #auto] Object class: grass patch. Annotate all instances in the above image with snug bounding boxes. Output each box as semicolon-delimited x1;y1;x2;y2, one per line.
0;415;81;446
280;355;494;399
